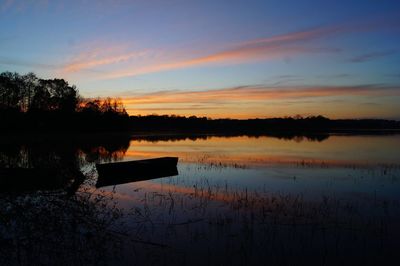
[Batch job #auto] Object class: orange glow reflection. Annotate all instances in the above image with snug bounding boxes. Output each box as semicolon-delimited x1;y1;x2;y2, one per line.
124;135;400;168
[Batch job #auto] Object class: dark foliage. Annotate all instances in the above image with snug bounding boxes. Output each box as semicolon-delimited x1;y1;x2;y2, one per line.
0;72;129;132
130;114;400;134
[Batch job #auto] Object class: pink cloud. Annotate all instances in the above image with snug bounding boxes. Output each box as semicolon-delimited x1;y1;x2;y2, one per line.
117;84;400;119
120;84;400;105
101;27;341;79
59;18;400;80
63;51;147;73
60;26;342;79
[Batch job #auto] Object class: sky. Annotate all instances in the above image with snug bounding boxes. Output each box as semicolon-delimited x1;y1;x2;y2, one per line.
1;0;400;119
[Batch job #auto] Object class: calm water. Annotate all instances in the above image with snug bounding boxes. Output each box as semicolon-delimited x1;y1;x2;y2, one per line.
1;134;400;265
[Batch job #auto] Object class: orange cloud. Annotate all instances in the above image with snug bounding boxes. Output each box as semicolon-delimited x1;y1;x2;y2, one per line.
63;51;146;73
61;26;341;79
120;85;400;105
116;84;400;118
101;27;341;79
62;41;149;73
60;20;400;79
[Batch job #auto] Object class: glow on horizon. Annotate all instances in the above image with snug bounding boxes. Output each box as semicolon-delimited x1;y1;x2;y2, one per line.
119;84;400;119
1;0;400;119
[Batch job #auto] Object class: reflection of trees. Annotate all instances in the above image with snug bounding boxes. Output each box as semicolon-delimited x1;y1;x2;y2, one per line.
0;189;125;265
0;136;130;193
0;136;130;166
79;146;127;164
131;133;330;143
263;132;330;142
78;137;130;163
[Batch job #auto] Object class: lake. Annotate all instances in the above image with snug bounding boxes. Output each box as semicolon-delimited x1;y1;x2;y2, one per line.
1;133;400;265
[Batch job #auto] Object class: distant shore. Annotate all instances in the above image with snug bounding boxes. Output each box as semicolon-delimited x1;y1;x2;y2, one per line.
1;127;399;145
2;113;400;134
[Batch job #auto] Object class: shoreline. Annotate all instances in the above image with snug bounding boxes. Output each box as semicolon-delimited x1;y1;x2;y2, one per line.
0;128;399;142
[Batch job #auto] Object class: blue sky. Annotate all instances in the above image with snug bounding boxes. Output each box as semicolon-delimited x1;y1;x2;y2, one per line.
1;0;400;118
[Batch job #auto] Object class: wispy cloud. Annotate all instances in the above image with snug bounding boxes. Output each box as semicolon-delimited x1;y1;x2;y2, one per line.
266;75;305;86
0;56;101;75
316;73;355;79
63;50;147;73
117;84;400;118
60;26;342;80
120;84;400;105
349;50;396;63
55;16;400;80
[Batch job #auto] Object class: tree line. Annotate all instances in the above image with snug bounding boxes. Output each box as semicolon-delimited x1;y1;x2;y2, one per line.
129;114;400;134
0;72;129;131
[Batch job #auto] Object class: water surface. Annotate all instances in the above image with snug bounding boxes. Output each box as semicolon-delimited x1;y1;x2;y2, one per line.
1;133;400;265
99;134;400;265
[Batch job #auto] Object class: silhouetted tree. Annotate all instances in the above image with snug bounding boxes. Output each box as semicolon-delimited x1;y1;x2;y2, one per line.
21;72;38;111
0;71;130;131
0;72;22;111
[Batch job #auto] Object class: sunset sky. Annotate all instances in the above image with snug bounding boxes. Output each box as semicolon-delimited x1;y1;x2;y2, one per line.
1;0;400;119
